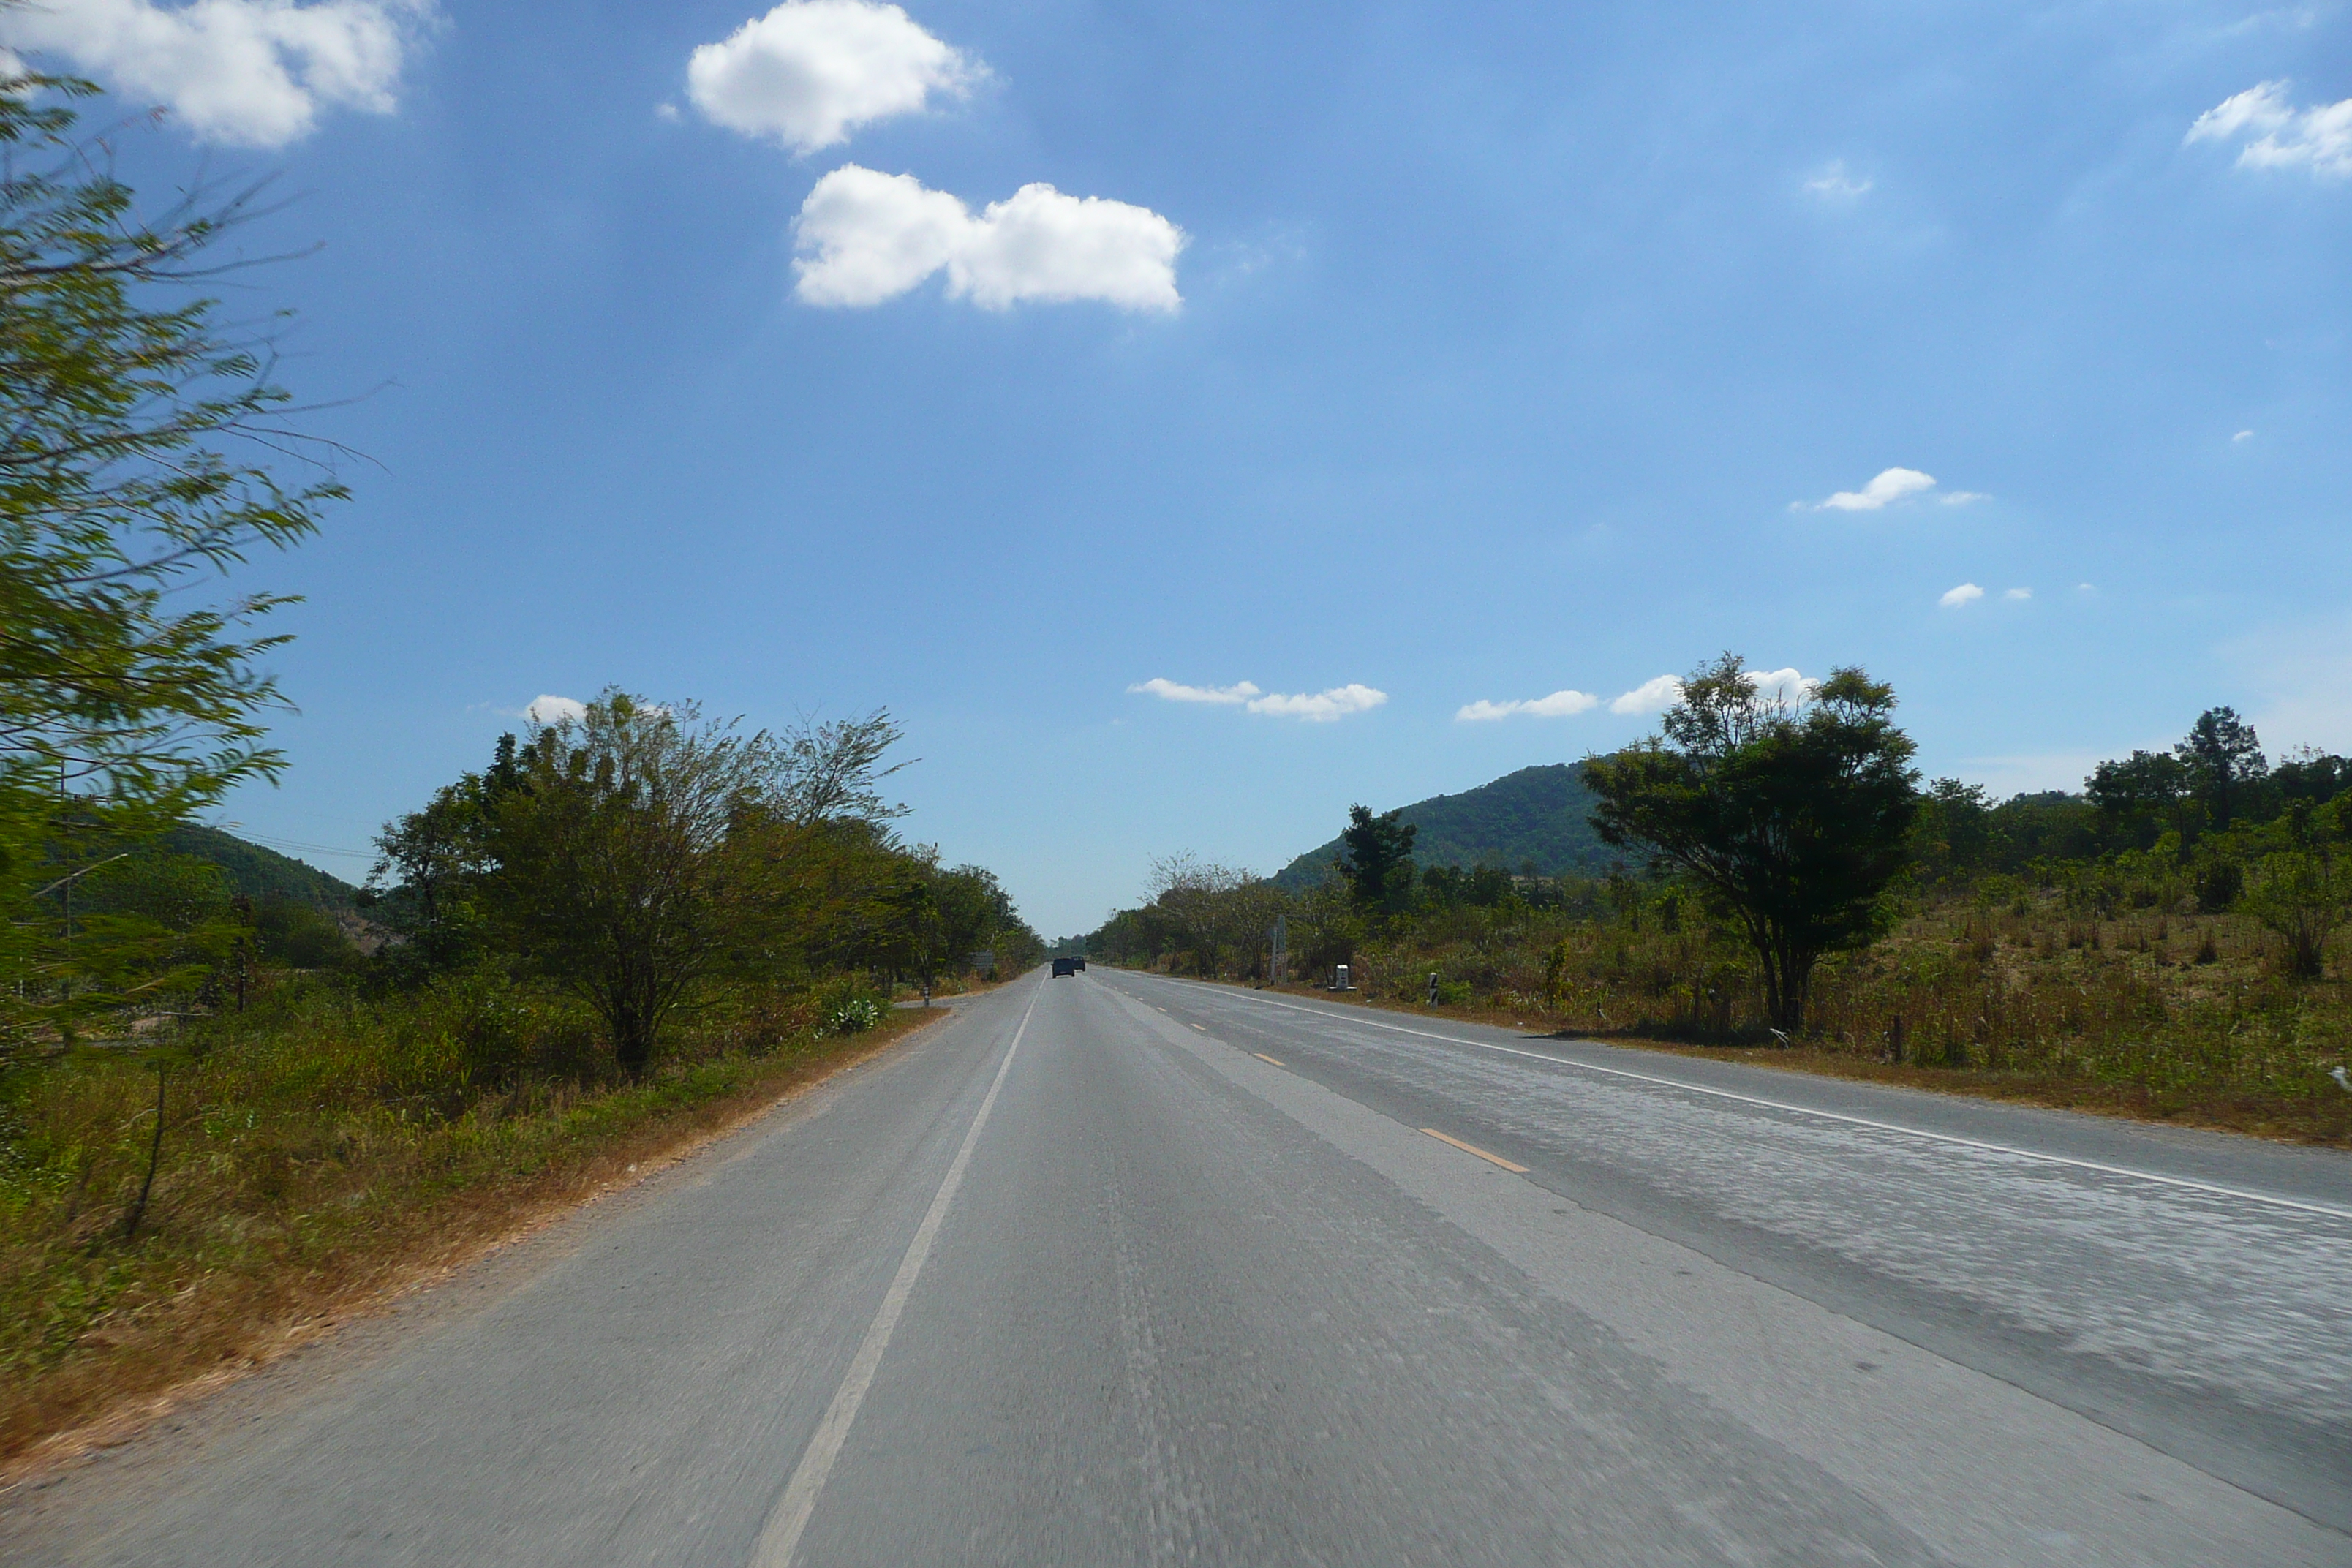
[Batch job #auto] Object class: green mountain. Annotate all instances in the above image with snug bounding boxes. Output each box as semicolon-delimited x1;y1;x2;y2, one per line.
1272;764;1619;889
162;823;362;908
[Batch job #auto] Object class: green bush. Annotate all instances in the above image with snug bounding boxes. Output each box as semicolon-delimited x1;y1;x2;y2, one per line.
813;978;886;1036
2195;859;2244;913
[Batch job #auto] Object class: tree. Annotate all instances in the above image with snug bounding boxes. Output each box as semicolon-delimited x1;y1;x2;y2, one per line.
2086;750;2187;851
368;735;524;973
1581;653;1919;1033
1910;778;1996;884
0;65;339;1047
2176;707;2265;832
778;710;912;826
483;694;806;1077
1149;852;1251;974
1338;804;1417;914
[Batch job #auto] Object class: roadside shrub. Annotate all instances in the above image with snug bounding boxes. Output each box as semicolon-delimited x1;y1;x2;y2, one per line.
813;977;886;1036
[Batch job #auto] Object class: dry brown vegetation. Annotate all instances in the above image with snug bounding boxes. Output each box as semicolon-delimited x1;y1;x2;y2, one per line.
0;979;953;1470
1278;890;2352;1146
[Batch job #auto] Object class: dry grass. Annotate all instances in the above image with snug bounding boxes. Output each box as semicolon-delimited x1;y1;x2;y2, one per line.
1240;977;2352;1147
0;975;945;1471
1226;890;2352;1148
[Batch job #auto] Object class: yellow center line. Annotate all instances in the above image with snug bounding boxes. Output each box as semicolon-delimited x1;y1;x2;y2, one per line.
1191;1022;1207;1032
1421;1128;1529;1173
1253;1052;1286;1067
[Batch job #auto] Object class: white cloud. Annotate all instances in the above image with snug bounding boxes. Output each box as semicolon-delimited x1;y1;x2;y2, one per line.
2234;429;2255;442
794;165;1184;312
525;693;587;725
1;0;423;147
1455;690;1599;722
2005;587;2032;600
1741;667;1819;704
1940;582;1985;607
1610;674;1683;715
2186;80;2352;178
1129;676;1384;721
1940;490;1988;505
1245;685;1387;722
1605;667;1817;717
1128;678;1259;705
686;0;975;154
1803;159;1872;199
793;167;970;306
1813;467;1940;511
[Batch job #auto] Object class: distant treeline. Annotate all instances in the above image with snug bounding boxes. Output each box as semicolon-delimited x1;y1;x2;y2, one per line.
1090;673;2352;1124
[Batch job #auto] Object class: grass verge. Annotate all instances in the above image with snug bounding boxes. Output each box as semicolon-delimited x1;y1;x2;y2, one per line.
0;987;948;1475
1221;977;2352;1148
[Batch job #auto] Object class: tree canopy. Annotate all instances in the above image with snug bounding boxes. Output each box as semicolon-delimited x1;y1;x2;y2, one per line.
1338;804;1417;914
1581;654;1919;1031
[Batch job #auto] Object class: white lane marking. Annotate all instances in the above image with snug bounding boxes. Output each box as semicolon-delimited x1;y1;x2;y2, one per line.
751;984;1042;1567
1134;977;2352;1225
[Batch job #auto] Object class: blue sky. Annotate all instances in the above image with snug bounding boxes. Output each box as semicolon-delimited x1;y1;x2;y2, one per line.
9;0;2348;935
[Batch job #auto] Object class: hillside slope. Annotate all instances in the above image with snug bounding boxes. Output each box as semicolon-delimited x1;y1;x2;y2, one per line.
1272;764;1618;889
164;824;361;908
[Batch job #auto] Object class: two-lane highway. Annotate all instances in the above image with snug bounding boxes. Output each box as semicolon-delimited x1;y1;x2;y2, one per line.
6;970;2346;1566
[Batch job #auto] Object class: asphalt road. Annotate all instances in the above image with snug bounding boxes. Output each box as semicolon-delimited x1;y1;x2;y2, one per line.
7;970;2348;1566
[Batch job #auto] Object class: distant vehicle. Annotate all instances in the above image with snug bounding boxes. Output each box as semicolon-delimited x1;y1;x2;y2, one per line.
1072;956;1086;970
1052;957;1079;978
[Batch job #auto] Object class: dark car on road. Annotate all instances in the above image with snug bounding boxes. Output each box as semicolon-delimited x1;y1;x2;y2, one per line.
1052;957;1079;978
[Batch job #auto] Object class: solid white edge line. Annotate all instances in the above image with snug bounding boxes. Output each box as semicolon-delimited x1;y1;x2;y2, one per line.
750;981;1043;1568
1134;976;2352;1225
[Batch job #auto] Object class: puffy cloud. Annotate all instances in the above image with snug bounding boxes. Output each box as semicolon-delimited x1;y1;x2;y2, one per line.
1610;675;1683;715
687;0;974;154
1803;159;1871;199
1;0;423;147
1246;685;1386;722
1455;690;1599;722
1128;678;1259;705
1813;467;1940;511
2187;81;2352;178
949;181;1186;310
1741;667;1818;704
794;165;1183;312
524;693;587;725
793;166;969;306
1940;582;1985;607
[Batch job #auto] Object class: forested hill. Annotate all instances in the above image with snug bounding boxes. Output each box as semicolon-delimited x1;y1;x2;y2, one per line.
1272;764;1616;889
164;824;362;908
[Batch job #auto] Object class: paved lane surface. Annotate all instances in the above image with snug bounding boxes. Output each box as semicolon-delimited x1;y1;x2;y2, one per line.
6;972;2345;1567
